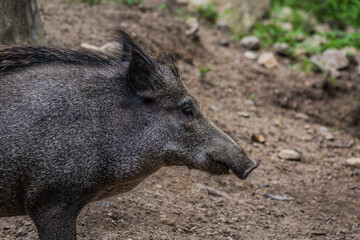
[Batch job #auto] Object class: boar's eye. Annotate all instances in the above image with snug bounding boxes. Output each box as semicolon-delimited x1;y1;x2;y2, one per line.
182;106;194;119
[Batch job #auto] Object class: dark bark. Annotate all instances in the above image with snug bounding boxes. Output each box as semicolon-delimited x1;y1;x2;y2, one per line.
0;0;46;45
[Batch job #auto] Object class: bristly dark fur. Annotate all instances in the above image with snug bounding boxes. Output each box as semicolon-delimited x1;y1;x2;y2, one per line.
0;29;180;79
0;45;111;75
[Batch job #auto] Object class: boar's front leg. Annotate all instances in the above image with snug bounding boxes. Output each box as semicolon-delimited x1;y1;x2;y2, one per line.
27;204;80;240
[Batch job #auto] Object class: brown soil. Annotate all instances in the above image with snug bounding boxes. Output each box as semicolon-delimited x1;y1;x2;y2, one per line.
1;1;359;239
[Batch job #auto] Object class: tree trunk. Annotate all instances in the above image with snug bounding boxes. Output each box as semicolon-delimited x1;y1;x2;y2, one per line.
0;0;46;45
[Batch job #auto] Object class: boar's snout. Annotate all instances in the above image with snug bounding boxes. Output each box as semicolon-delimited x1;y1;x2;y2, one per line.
232;158;260;180
205;123;260;180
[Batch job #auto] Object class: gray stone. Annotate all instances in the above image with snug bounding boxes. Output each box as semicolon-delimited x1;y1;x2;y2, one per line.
241;36;260;50
215;20;231;32
305;35;328;48
258;52;279;69
278;22;293;31
214;0;270;35
315;24;331;33
185;17;199;36
238;111;250;118
219;39;229;47
244;51;258;60
279;149;301;161
274;42;289;55
345;158;360;168
311;49;349;76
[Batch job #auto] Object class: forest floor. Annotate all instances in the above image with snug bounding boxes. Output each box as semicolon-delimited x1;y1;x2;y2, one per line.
1;0;359;239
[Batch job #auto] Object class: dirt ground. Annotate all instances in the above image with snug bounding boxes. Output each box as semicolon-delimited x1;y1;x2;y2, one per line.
1;0;359;239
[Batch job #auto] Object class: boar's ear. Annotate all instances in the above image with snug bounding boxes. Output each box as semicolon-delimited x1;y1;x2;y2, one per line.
120;31;159;99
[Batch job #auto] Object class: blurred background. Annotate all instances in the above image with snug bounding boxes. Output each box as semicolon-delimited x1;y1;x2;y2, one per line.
0;0;359;239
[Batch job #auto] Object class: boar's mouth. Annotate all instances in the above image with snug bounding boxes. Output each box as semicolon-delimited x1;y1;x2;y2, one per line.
212;160;260;180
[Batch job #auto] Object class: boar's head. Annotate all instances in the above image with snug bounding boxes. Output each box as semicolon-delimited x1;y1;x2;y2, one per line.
118;31;259;180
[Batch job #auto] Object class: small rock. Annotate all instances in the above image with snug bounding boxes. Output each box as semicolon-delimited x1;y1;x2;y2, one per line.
311;49;349;75
264;194;294;201
241;36;260;50
185;17;199;36
251;134;266;143
319;127;334;140
295;112;308;120
274;7;292;19
244;51;258;60
295;48;306;59
345;158;360;168
295;33;305;41
341;47;358;57
278;22;293;31
258;52;279;69
210;104;217;111
347;26;356;34
245;99;254;105
196;184;233;200
274;42;289;55
319;126;329;133
238;111;250;118
215;20;231;32
219;39;229;47
182;0;210;7
305;35;328;48
160;216;176;226
279;149;301;161
315;24;331;33
324;133;334;141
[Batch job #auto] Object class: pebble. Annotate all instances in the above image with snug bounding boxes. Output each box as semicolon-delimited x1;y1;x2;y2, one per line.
324;133;334;141
240;36;260;50
274;42;289;55
258;52;279;69
244;51;258;60
295;112;308;120
238;111;250;118
245;100;254;105
219;39;229;47
264;194;294;201
278;22;293;31
185;17;199;36
341;47;358;57
279;149;301;161
319;127;334;141
345;158;360;168
216;20;231;32
210;104;217;111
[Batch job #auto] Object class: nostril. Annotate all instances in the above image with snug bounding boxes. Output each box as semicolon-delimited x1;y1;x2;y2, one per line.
241;159;260;180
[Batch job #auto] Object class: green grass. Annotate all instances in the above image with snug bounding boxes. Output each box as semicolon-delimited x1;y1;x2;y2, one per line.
81;0;143;6
81;0;102;6
271;0;360;29
193;3;219;24
116;0;143;5
249;4;360;56
199;67;212;78
156;3;167;11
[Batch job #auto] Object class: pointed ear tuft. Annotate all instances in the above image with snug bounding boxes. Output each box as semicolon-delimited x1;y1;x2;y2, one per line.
117;30;158;99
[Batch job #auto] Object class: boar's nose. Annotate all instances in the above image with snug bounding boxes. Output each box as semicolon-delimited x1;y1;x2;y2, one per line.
239;159;260;180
